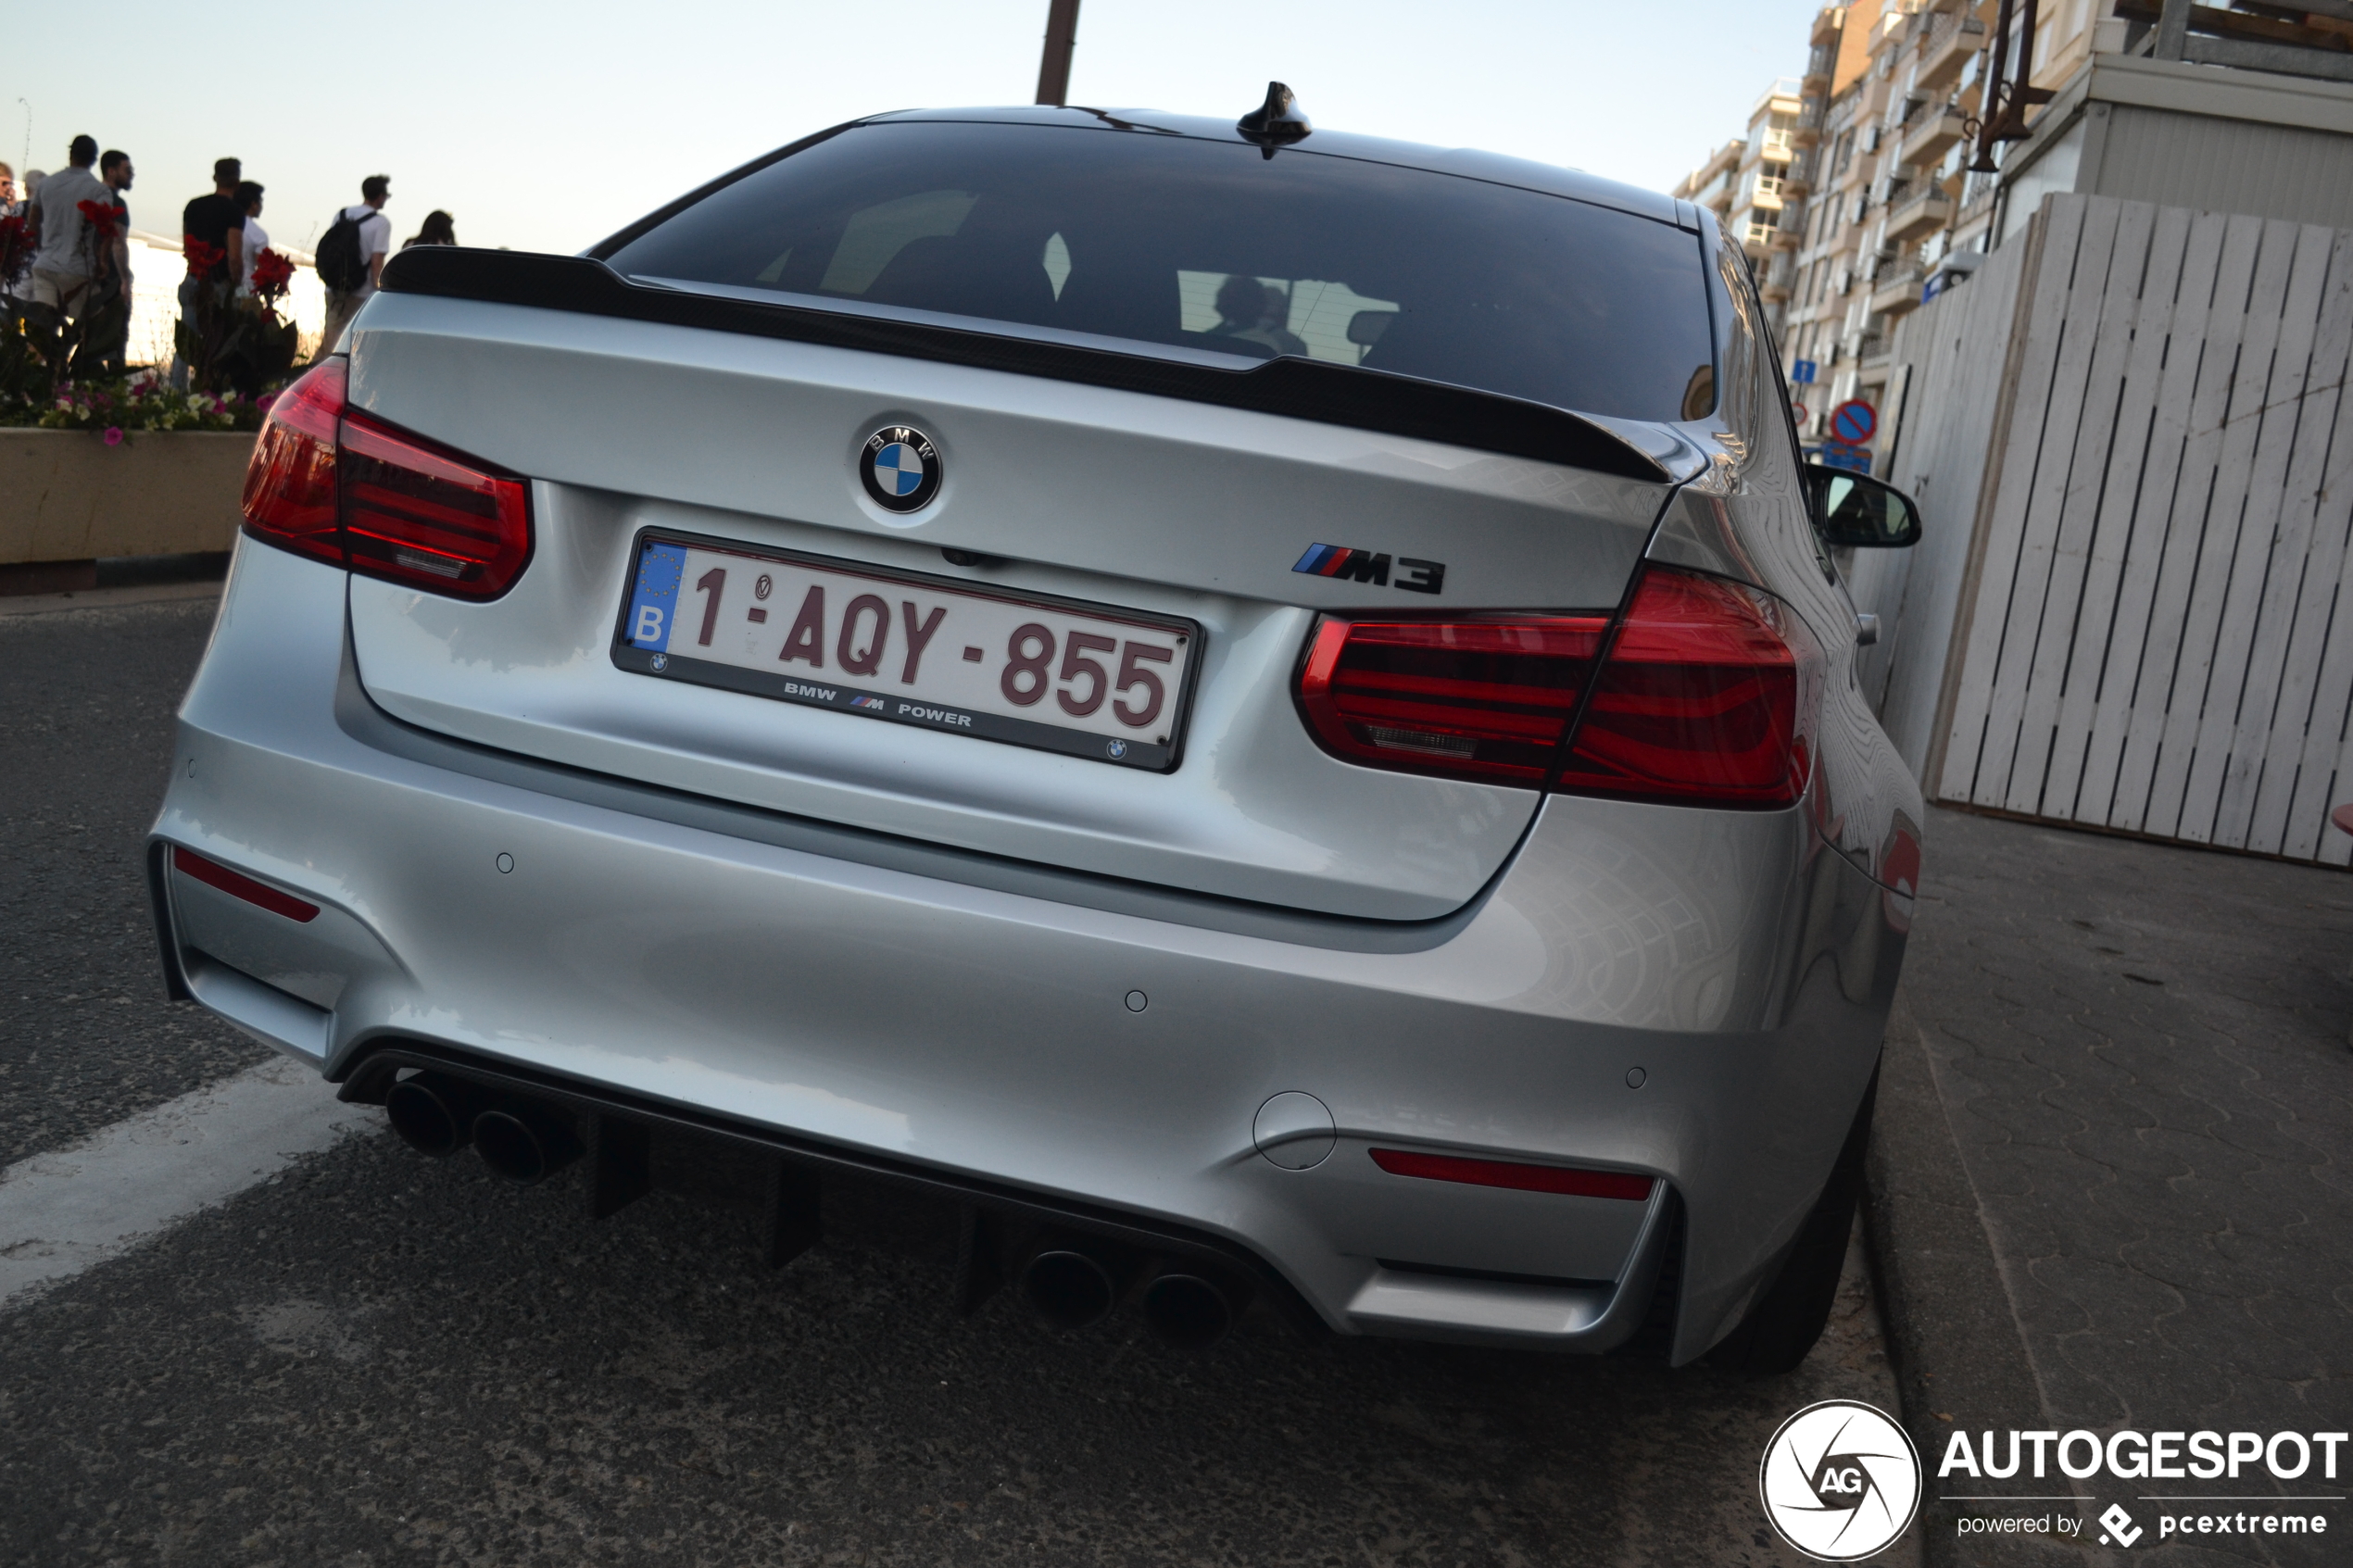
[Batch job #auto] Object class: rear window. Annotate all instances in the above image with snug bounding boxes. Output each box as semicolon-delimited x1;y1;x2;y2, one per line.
602;121;1716;425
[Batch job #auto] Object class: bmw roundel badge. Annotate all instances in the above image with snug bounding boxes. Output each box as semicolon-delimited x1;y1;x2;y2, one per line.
861;425;942;513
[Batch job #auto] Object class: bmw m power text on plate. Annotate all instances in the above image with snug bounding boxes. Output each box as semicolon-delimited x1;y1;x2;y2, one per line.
153;85;1927;1366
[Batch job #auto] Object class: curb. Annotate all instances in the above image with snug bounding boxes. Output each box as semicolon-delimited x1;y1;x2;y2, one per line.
1863;988;2082;1566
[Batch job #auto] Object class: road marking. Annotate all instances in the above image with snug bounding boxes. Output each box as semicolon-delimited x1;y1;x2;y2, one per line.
0;1055;379;1309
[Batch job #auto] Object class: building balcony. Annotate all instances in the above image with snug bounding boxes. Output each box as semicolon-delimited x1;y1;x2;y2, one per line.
1869;262;1926;317
1761;274;1794;304
1811;6;1843;47
1885;189;1956;243
1919;14;1988;91
1900;104;1969;167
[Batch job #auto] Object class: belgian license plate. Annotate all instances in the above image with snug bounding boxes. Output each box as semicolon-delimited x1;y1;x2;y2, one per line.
611;533;1201;771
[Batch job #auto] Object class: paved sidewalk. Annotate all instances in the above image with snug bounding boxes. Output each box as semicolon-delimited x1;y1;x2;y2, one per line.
1875;805;2353;1566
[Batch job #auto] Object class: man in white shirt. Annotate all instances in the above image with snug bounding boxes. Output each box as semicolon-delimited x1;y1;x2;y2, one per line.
318;173;391;357
234;182;269;294
25;135;108;319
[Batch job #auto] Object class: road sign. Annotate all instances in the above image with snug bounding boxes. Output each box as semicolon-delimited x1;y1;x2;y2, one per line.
1791;401;1808;426
1791;358;1818;385
1817;442;1872;475
1830;398;1878;445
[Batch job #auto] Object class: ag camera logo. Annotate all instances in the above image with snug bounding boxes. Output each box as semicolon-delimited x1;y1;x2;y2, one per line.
1761;1399;1922;1561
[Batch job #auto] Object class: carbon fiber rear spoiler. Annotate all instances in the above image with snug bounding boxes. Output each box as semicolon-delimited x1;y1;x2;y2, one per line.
380;246;1670;484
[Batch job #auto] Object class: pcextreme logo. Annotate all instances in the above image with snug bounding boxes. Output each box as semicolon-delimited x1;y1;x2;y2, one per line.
1760;1400;1923;1561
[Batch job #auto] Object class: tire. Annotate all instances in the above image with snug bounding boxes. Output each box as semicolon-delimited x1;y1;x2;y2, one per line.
1708;1061;1879;1375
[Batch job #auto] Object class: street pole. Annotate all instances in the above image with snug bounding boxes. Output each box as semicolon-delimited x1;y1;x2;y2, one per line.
1035;0;1081;107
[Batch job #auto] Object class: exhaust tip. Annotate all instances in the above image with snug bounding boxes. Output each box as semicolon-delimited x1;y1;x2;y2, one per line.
385;1075;472;1157
1021;1248;1116;1330
1141;1273;1233;1349
472;1106;583;1186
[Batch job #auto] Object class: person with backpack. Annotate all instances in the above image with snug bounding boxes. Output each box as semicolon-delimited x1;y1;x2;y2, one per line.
316;174;391;358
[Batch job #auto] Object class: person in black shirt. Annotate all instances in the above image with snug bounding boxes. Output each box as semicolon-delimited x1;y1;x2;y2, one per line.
182;157;244;282
175;157;244;387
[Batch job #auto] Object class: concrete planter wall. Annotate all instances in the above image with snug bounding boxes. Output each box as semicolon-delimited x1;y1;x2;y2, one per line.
0;427;253;571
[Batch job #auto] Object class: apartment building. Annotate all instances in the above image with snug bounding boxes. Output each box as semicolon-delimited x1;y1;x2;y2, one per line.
1674;1;2112;442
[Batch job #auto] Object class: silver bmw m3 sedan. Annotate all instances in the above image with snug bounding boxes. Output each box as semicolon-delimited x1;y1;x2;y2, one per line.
149;95;1925;1371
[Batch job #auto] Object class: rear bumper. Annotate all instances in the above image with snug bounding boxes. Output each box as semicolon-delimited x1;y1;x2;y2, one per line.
150;540;1906;1361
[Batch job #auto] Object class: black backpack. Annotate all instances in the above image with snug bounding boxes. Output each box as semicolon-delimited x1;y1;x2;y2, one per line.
316;207;373;293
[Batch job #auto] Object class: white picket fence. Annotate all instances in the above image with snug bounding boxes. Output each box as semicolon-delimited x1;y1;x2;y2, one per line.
1870;192;2353;864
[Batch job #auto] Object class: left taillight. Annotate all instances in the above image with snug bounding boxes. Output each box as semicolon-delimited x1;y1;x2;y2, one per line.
241;358;533;599
241;358;344;564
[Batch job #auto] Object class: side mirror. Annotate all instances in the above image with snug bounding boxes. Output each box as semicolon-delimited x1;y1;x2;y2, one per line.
1806;464;1922;548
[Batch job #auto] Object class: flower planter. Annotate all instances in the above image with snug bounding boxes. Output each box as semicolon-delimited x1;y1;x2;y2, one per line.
0;427;253;592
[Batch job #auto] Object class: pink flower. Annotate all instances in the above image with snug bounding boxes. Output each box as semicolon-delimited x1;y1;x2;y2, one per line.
256;392;279;414
103;427;124;446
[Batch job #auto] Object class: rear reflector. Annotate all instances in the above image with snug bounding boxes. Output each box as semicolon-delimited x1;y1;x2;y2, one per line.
170;846;320;922
1294;566;1820;807
1370;1148;1654;1201
1297;617;1608;784
242;358;533;600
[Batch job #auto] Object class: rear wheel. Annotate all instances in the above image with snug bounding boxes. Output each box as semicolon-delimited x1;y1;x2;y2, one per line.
1708;1062;1878;1375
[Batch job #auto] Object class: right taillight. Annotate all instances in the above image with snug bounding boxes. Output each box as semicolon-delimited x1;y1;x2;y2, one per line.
1296;566;1820;808
241;358;533;599
1554;568;1820;809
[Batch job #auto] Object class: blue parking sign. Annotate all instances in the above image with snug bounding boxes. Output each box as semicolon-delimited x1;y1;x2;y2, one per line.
1791;358;1818;384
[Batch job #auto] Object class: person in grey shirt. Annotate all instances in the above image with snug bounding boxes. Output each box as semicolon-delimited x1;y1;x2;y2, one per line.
26;134;108;319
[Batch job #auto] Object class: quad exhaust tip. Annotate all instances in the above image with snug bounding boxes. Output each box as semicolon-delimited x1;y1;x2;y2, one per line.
472;1105;584;1186
384;1072;477;1158
1141;1272;1233;1349
1017;1240;1243;1347
384;1073;583;1185
1021;1248;1119;1330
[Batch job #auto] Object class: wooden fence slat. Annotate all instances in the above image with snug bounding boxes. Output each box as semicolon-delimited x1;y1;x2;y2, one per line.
2276;263;2353;861
1975;196;2120;809
2177;218;2324;844
2240;231;2353;853
1910;241;2037;788
2137;212;2281;837
2108;210;2246;832
1938;199;2082;801
2031;198;2164;820
2074;205;2198;825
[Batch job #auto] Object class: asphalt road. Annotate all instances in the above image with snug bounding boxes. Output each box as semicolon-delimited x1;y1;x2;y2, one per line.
0;589;270;1167
0;586;1915;1567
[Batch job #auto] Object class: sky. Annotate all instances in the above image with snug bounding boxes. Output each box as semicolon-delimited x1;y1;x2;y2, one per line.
8;0;1820;258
